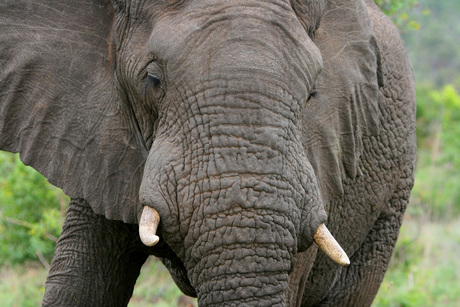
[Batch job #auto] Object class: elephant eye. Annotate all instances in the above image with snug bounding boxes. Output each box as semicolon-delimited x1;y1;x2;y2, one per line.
144;61;166;103
147;73;163;89
148;73;160;86
145;73;165;102
307;88;317;102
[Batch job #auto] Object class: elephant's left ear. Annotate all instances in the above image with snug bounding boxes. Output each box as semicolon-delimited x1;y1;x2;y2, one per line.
0;0;147;223
302;0;382;203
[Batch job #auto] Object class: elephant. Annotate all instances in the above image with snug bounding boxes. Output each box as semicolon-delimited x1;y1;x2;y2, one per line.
0;0;416;306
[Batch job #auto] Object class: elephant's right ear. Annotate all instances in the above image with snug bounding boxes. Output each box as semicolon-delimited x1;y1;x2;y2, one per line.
302;0;382;205
0;0;148;223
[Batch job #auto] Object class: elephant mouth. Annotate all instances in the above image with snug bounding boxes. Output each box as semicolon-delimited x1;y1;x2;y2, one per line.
140;205;348;305
140;206;349;266
143;222;197;297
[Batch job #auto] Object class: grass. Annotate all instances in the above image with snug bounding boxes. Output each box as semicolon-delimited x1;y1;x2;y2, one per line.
373;217;460;306
1;218;458;306
0;258;196;307
130;259;197;306
0;263;47;307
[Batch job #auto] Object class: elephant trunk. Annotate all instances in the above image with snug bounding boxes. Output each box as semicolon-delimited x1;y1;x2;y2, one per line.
186;203;296;306
194;255;290;306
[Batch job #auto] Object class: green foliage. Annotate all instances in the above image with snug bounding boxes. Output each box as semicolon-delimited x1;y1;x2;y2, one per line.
401;0;460;86
375;0;420;32
410;84;460;219
0;152;68;265
430;85;460;165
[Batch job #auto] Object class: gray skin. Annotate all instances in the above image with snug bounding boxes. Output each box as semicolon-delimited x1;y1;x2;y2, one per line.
0;0;415;306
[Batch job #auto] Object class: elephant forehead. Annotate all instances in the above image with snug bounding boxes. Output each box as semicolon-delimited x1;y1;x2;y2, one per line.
148;0;322;90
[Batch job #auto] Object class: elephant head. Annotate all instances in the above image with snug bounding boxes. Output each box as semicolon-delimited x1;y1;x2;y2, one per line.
0;0;383;305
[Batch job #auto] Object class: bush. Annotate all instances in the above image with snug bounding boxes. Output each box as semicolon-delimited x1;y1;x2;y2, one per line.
409;84;460;220
0;152;68;266
375;0;420;31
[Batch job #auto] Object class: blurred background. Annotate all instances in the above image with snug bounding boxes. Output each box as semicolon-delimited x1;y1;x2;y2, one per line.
1;0;459;306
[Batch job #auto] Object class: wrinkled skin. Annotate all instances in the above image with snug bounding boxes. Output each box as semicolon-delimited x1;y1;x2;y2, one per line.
0;0;415;306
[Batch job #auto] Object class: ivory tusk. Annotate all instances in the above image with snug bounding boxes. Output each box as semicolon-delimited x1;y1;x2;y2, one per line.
313;223;350;266
139;206;160;246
